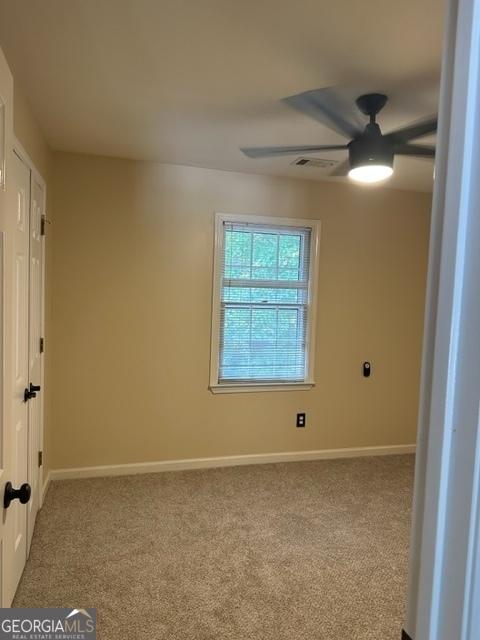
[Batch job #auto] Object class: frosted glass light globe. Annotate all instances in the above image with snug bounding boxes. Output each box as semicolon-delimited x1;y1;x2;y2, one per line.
348;164;393;183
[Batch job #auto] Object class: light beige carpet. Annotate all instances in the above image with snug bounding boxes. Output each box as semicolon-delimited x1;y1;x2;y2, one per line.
14;455;414;639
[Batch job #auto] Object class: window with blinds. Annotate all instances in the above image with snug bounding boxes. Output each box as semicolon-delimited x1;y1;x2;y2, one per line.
210;214;321;392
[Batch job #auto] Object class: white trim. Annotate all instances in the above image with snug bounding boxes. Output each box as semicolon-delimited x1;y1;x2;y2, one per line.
12;138;46;186
37;176;46;510
48;444;416;481
209;213;321;392
210;382;314;394
405;0;480;638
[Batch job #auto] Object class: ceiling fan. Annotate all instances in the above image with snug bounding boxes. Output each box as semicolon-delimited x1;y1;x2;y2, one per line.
240;88;436;183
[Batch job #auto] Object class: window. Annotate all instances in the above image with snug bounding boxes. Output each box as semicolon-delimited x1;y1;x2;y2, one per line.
210;214;321;393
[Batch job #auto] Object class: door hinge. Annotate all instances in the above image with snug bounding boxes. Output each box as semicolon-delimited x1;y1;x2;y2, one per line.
40;337;44;353
38;451;43;467
41;215;46;236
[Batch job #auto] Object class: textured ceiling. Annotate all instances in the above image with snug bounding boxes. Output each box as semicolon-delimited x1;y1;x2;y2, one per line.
0;0;443;191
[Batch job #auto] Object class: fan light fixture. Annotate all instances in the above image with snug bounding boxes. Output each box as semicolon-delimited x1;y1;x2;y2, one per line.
240;89;436;186
348;164;393;183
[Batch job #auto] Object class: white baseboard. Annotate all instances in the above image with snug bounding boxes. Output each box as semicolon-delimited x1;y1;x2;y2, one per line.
49;444;416;481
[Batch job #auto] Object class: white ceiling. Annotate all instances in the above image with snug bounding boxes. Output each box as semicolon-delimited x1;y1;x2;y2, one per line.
0;0;443;191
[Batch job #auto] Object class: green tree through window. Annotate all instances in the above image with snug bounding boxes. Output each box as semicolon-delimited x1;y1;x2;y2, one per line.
219;221;312;383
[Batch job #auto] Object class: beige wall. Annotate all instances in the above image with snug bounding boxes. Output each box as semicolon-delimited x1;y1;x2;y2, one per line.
51;152;431;470
13;88;51;181
12;85;55;478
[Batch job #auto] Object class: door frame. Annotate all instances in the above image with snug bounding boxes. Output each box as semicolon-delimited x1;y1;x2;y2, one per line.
11;138;46;512
404;0;480;637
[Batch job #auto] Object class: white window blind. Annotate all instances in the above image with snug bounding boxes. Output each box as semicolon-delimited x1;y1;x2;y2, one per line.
217;219;314;385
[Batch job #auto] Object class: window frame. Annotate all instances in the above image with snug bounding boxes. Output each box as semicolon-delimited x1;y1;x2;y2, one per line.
209;213;321;394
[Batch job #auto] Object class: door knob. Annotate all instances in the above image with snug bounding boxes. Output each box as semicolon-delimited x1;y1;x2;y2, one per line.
24;383;41;402
4;482;31;509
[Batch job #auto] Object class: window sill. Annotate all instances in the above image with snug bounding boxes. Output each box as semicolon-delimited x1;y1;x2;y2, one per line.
209;382;315;394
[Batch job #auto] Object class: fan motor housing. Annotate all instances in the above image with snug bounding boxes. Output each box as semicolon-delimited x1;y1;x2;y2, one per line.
348;126;394;171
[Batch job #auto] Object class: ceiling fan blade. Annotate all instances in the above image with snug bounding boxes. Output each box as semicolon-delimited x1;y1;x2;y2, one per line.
283;87;364;139
385;116;437;144
330;159;350;176
395;144;435;157
240;144;348;158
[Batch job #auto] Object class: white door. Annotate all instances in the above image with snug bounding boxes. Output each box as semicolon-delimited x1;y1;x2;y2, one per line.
5;150;31;602
0;44;14;607
0;43;38;608
26;178;43;549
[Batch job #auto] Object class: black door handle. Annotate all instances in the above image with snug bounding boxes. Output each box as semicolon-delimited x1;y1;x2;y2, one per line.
24;388;35;401
4;482;31;509
24;383;41;402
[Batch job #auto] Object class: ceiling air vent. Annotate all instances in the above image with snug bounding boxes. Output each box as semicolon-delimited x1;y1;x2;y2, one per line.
291;157;339;168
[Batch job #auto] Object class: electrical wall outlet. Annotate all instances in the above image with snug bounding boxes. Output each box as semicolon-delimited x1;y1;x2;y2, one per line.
296;413;306;428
